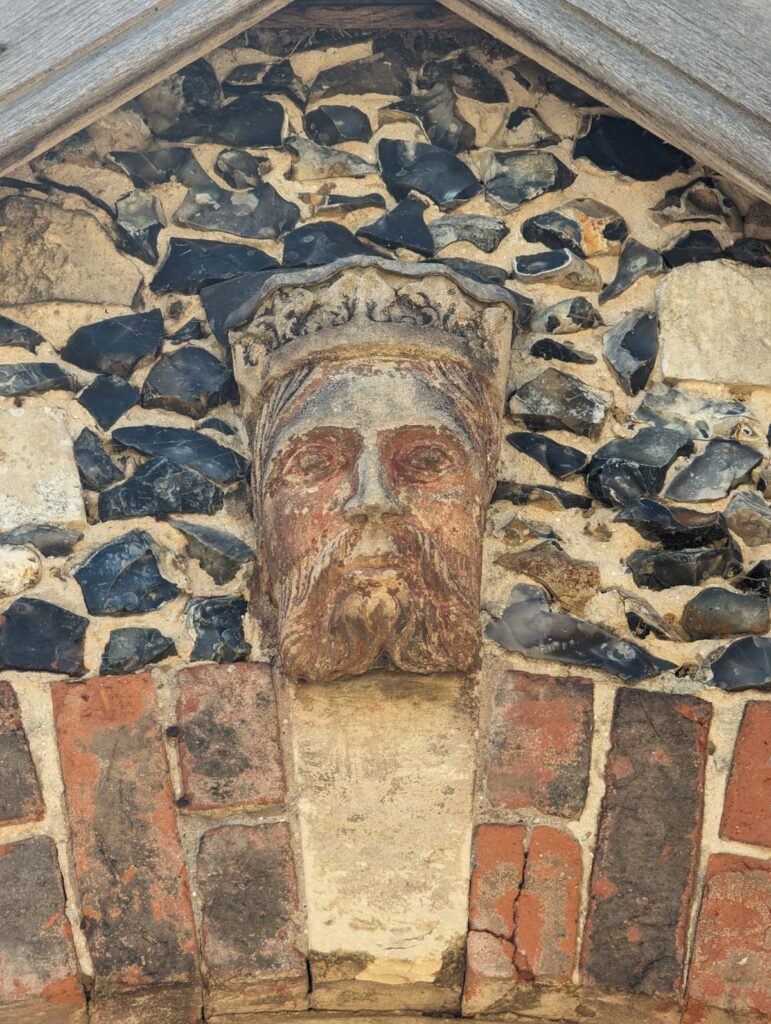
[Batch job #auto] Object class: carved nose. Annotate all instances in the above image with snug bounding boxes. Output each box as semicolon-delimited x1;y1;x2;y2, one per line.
343;448;402;520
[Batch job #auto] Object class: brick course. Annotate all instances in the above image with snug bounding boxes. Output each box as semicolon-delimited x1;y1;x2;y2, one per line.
0;679;44;825
720;701;771;848
468;823;526;937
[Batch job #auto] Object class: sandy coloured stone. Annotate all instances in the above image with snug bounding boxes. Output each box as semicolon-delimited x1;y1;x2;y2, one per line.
0;544;41;597
720;702;771;847
0;680;44;825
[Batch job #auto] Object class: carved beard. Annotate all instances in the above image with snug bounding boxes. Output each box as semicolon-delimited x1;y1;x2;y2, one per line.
275;523;480;684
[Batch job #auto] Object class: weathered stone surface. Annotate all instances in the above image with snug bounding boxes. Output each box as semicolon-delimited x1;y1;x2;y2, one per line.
176;663;284;811
574;115;693;180
720;702;771;847
305;105;372;146
0;543;41;597
75;530;179;615
530;296;603;334
73;427;123;491
100;627;176;675
469;824;526;937
599;237;664;304
378;138;481;209
438;256;507;284
0;196;141;306
480;149;575;211
77;374;139;429
513;248;602;290
522;199;627;257
98;456;224;519
141;346;236;418
0;597;87;676
602;310;659;395
0;680;44;824
586;426;693;506
509;367;611;439
652;176;742;230
495;541;600;614
429;214;508;254
666;440;762;502
52;673;200;1022
0;314;44;351
286;135;376;180
705;636;771;692
657;261;771;386
168;519;252;584
0;836;86;1024
681;587;769;640
188;596;250;663
636;383;751;439
152;236;278;294
725;489;771;546
304;191;386;215
198;823;307;1016
622;589;688;642
61;310;164;378
582;688;710;996
112;425;247;484
0;361;78;396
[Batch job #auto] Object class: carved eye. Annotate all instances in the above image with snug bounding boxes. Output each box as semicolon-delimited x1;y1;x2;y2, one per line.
284;442;346;483
395;444;455;483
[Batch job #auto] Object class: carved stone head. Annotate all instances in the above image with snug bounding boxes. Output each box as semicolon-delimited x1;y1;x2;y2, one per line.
231;257;523;683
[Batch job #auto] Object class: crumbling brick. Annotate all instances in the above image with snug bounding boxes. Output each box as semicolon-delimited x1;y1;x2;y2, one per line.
720;701;771;848
0;679;44;825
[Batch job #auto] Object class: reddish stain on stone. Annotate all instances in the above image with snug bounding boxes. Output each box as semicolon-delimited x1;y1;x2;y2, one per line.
720;701;771;848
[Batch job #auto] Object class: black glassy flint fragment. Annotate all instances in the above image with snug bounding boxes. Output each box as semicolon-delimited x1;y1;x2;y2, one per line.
531;296;603;335
308;53;410;103
438;258;509;285
215;148;270;189
636;384;751;440
0;525;82;557
482;150;576;211
705;636;771;692
661;229;723;268
493;480;592;510
510;368;610;439
174;180;299;240
429;214;509;254
666;440;763;502
599;238;664;304
602;311;659;396
100;627;177;675
305;105;372;146
138;58;220;131
574;115;693;180
198;418;236;436
507;431;587;480
724;237;771;268
626;543;742;591
0;316;44;352
160;94;285;148
74;428;123;491
168;319;207;344
417;53;507;103
0;597;87;675
733;560;771;598
615;498;729;549
115;191;165;264
487;583;675;682
200;270;279;345
111;425;247;485
98;457;224;521
0;362;78;396
513;249;601;290
77;374;139;430
152;237;278;294
529;338;596;365
188;596;251;663
285;135;376;180
521;200;628;258
380;84;475;154
282;223;377;268
222;60;306;107
61;310;164;378
377;139;481;210
586;427;693;507
110;147;210;189
141;347;237;419
357;197;434;257
540;70;603;107
75;530;179;615
309;193;386;214
681;588;769;640
169;518;253;584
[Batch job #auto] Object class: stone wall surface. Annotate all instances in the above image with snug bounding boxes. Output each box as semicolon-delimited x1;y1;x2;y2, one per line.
0;9;768;1024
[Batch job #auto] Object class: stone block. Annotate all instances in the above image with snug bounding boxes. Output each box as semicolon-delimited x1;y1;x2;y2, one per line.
0;836;86;1024
469;823;525;937
483;670;593;818
581;688;711;997
175;662;285;811
0;680;44;824
197;823;308;1019
657;261;771;387
720;701;771;848
51;673;200;1024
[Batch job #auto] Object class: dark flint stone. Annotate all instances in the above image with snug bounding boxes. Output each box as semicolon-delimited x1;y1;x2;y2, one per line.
174;180;299;240
417;53;507;103
377;139;481;210
0;597;86;675
429;214;508;254
152;237;278;294
665;439;763;502
222;60;305;107
285;135;375;180
111;425;247;484
510;368;610;439
168;319;207;343
201;269;279;344
573;115;693;180
98;456;224;520
308;53;410;103
188;596;250;663
724;490;771;546
507;431;587;479
626;544;742;591
110;147;209;188
139;58;220;128
61;310;164;378
283;222;376;268
438;258;508;285
681;587;769;640
734;560;771;598
487;107;558;150
74;428;123;491
0;362;77;396
77;374;139;429
602;311;659;395
723;237;771;268
169;518;253;584
357;196;434;257
308;192;386;214
487;583;674;682
662;229;723;268
621;591;688;642
493;479;592;510
215;148;270;189
160;94;285;148
636;384;751;439
540;71;603;107
521;201;628;257
599;237;664;304
0;316;44;352
0;524;82;557
141;347;237;419
482;150;575;211
100;627;177;675
115;191;165;264
380;84;475;153
198;417;237;436
305;105;372;146
651;177;742;230
615;498;729;549
705;636;771;692
531;296;603;335
586;427;693;507
75;530;179;614
513;248;600;289
529;339;594;366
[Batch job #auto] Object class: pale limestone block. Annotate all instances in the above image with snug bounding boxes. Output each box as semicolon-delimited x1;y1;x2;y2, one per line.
657;261;771;387
0;545;41;597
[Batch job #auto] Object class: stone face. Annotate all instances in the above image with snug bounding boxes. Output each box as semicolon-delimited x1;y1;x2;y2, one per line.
657;261;771;387
52;674;200;1021
151;236;278;294
480;149;575;210
168;518;252;584
429;214;508;253
513;248;602;290
586;426;692;506
111;146;209;188
599;237;664;304
176;663;285;811
305;105;372;146
574;115;693;180
509;367;611;439
98;456;224;519
735;559;771;597
77;374;139;429
0;361;78;396
681;587;769;639
506;431;587;479
73;427;123;491
582;688;710;996
100;626;177;675
665;439;762;502
357;196;435;256
75;530;179;614
0;196;141;306
188;596;250;663
222;59;306;107
112;425;248;484
61;310;164;378
0;597;87;675
174;180;300;240
378;138;481;209
522;199;627;257
141;346;237;418
602;310;659;395
0;681;44;824
0;836;86;1024
720;702;771;847
483;670;593;818
724;489;771;546
706;636;771;692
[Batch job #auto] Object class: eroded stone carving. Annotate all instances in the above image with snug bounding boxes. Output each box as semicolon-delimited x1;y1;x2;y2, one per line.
232;256;522;683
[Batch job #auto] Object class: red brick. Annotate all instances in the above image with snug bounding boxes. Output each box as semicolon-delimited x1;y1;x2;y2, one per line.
0;679;44;825
720;702;771;848
685;854;771;1021
515;826;582;984
52;673;200;1024
175;662;285;811
581;688;711;998
469;823;525;937
0;836;86;1024
462;930;517;1016
483;670;593;818
197;822;308;1019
